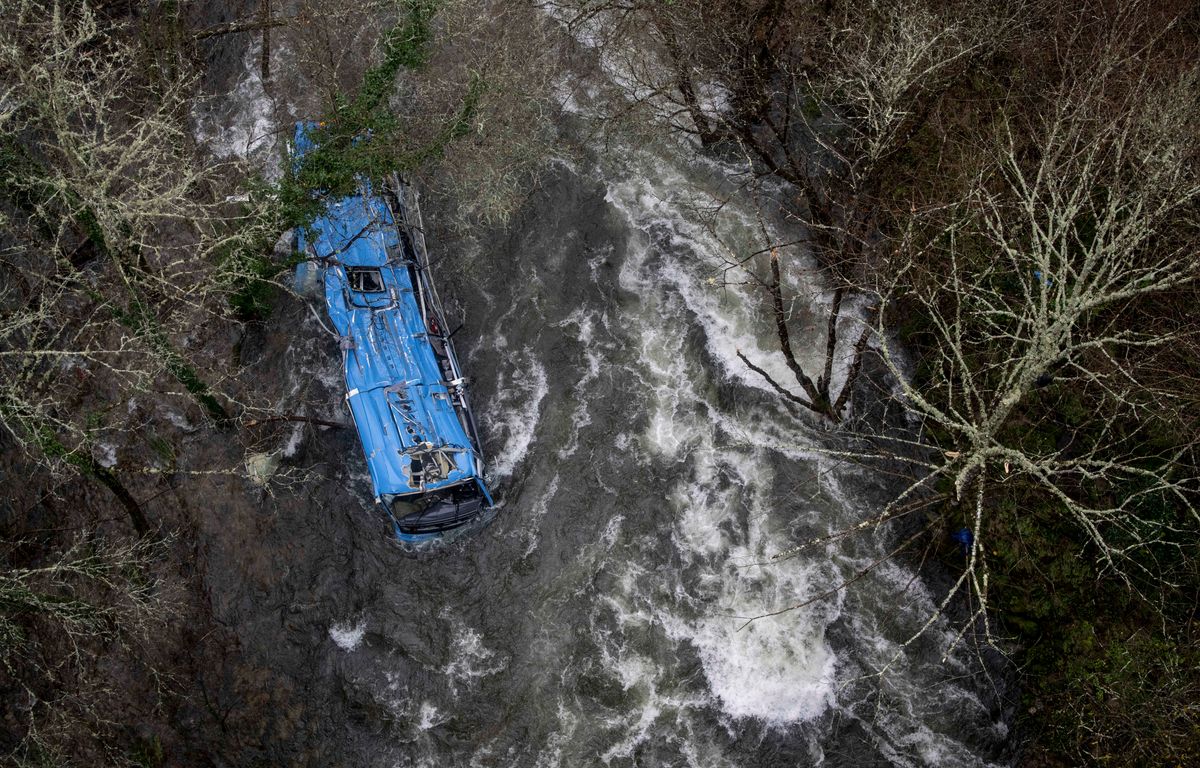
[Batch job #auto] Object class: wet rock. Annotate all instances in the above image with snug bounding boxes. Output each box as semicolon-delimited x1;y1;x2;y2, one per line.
245;451;281;485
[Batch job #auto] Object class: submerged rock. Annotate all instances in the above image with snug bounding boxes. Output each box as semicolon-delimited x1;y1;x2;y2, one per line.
245;451;280;485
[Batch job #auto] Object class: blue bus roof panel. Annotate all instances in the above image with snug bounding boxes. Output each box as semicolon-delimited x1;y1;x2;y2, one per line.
292;123;492;543
294;157;483;500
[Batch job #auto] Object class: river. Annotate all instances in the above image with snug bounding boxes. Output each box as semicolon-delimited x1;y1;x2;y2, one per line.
191;11;1013;766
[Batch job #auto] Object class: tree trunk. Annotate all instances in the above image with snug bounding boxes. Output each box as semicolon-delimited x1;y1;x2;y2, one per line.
260;0;271;81
91;464;150;536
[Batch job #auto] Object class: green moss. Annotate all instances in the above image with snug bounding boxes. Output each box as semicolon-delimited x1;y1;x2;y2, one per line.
148;435;176;469
1059;391;1088;426
128;734;164;768
110;299;231;427
218;226;303;323
966;476;1200;765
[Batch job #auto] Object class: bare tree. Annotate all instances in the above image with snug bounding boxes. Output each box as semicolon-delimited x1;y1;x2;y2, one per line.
549;0;1013;420
1;533;170;764
423;0;566;226
862;52;1200;619
0;1;286;529
731;1;1013;420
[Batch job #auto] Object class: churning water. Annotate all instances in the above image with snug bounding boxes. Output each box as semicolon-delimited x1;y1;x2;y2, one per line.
195;16;1012;767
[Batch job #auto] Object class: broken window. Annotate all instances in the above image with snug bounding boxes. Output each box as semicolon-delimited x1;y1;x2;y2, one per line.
347;267;385;293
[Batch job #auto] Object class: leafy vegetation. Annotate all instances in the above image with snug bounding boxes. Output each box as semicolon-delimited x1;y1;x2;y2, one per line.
226;0;487;320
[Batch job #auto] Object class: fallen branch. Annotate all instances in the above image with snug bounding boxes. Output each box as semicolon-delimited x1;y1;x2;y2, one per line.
737;523;928;631
736;349;827;416
831;315;875;416
193;15;289;41
768;248;824;405
242;414;347;429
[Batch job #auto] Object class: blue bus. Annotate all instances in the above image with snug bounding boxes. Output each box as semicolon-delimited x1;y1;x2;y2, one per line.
293;124;494;543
